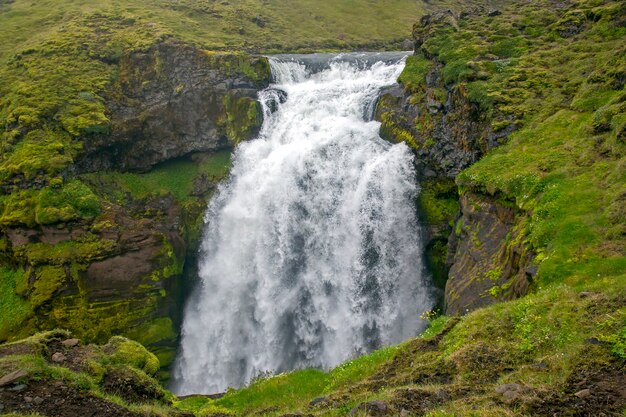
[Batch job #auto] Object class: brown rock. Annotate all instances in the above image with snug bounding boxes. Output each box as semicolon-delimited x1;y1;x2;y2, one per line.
445;193;535;315
51;352;66;363
574;388;592;398
495;383;521;394
0;369;28;387
61;338;80;347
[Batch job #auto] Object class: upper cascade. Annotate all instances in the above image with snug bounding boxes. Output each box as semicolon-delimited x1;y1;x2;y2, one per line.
172;53;434;395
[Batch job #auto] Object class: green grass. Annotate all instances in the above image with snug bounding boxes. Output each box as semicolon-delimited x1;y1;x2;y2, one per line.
90;150;232;203
0;267;33;340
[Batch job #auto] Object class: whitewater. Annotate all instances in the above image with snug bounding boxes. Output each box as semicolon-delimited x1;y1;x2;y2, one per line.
173;53;434;394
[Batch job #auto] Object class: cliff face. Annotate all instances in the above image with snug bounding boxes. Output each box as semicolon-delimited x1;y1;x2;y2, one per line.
78;41;268;172
375;10;524;310
445;192;535;314
376;0;625;315
0;39;271;374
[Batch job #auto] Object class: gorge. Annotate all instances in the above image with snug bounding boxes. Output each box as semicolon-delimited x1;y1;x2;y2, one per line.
173;53;434;394
0;0;624;416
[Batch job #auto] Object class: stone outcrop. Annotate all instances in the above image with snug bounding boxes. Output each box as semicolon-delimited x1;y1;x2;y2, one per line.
77;41;270;172
374;9;530;313
444;193;536;314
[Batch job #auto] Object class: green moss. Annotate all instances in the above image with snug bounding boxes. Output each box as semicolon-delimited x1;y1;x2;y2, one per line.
398;54;433;94
40;294;162;345
425;239;450;290
418;179;459;225
0;129;79;184
103;336;161;376
15;236;117;266
30;265;67;308
125;317;176;348
0;267;33;341
219;92;263;145
84;150;231;204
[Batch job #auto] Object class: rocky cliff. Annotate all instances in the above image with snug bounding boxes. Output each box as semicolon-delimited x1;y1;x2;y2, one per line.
0;37;271;376
375;0;625;314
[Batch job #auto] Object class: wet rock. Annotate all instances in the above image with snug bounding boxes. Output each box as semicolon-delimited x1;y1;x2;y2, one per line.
33;396;44;405
574;388;592;398
265;88;288;113
0;370;28;387
51;352;66;363
61;338;80;347
9;383;27;391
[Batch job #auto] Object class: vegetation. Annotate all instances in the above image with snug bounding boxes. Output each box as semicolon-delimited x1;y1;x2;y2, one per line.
0;330;183;416
0;0;624;415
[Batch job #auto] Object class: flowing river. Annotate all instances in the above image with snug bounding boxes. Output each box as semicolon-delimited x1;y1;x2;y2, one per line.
173;53;434;394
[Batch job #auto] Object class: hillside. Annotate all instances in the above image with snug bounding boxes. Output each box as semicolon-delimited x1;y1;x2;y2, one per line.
0;0;624;416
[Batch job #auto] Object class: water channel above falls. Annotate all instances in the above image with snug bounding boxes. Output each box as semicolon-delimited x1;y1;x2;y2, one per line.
172;52;434;395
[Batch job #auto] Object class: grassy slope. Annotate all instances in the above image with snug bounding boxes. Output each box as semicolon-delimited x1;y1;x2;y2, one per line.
177;1;626;416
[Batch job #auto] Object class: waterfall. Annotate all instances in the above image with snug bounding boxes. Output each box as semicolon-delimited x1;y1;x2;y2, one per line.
172;53;434;395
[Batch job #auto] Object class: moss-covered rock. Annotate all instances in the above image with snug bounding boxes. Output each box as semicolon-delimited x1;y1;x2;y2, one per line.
0;331;191;416
219;92;263;145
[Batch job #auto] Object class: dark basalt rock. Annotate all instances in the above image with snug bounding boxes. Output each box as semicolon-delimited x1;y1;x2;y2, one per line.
445;193;536;315
76;40;270;172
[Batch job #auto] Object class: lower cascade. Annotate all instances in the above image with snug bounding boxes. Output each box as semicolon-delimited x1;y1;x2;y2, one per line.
172;53;434;395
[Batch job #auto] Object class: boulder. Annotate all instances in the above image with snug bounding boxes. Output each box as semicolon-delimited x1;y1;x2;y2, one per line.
0;370;28;387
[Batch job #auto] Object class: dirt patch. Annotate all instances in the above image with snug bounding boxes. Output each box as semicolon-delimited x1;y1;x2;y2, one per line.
43;339;96;374
368;318;460;385
522;353;626;416
0;380;141;417
389;388;444;414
